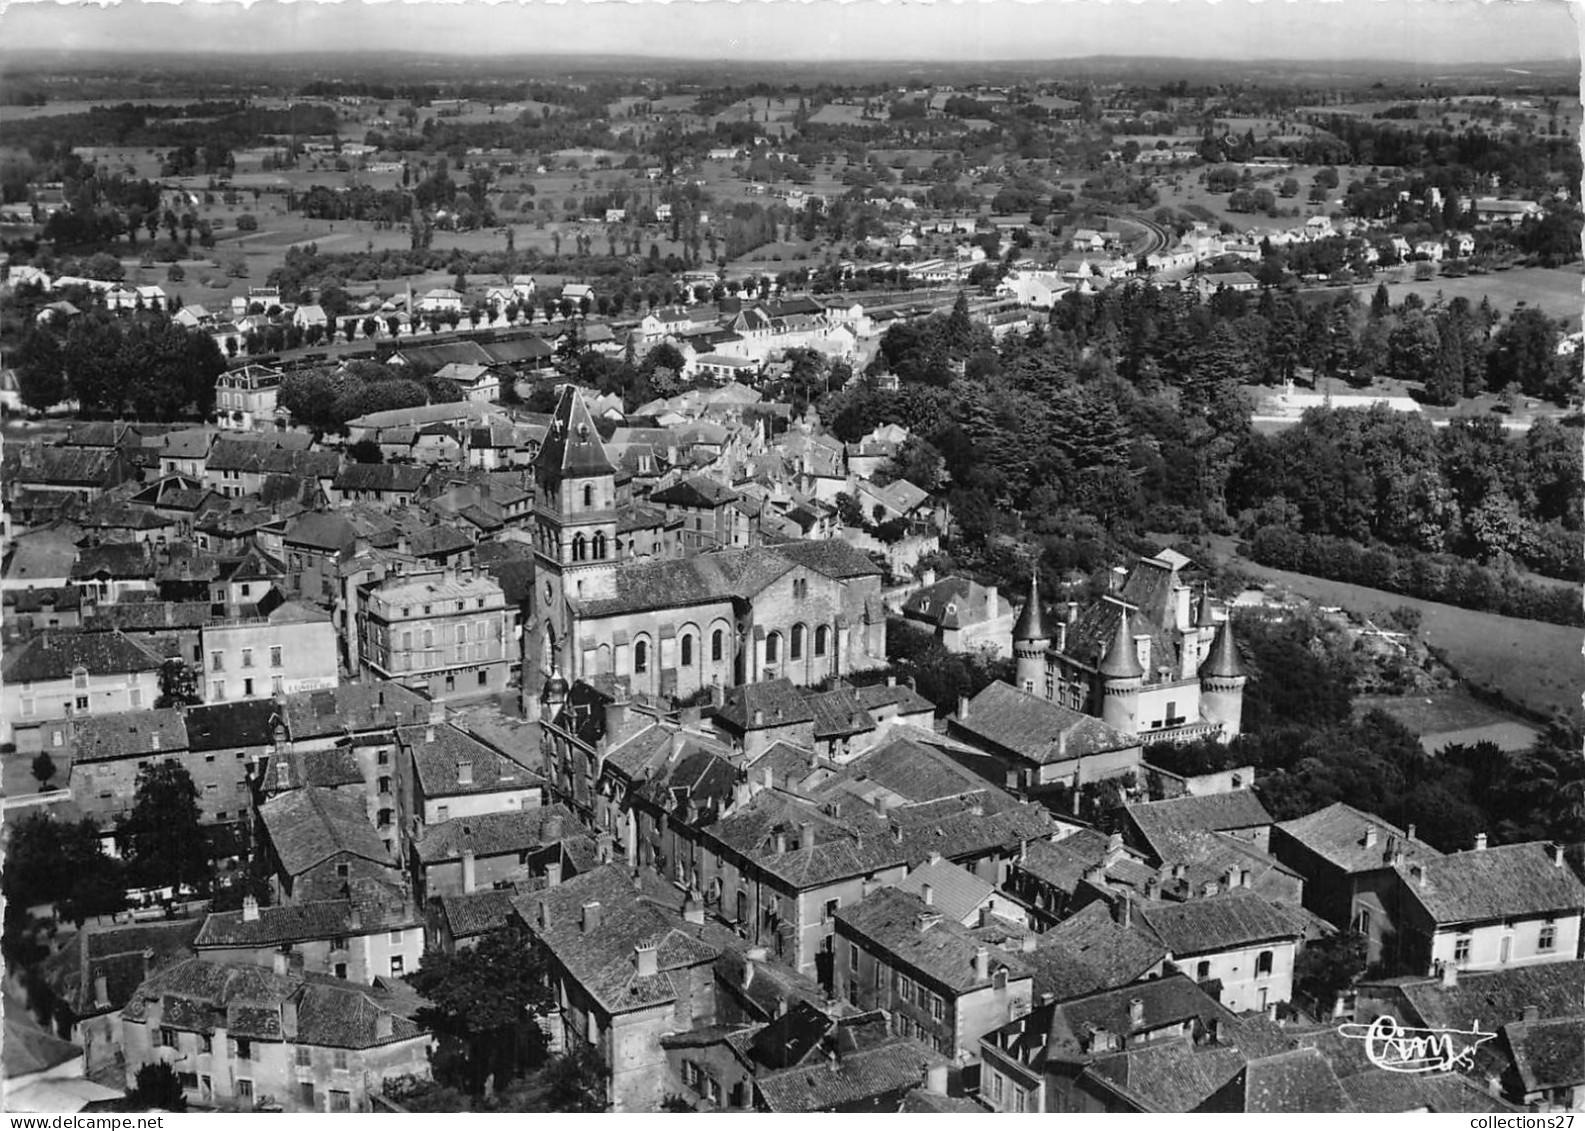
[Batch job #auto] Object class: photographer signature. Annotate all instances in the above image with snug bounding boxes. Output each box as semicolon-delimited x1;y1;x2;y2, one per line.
1337;1014;1497;1074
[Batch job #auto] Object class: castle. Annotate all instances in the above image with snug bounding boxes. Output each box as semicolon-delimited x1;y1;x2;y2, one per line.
1012;552;1246;744
523;387;888;717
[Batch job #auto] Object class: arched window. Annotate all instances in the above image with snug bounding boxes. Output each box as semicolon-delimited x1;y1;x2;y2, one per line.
765;632;781;664
593;532;607;559
814;625;830;657
712;629;724;662
634;640;649;674
571;533;586;562
1256;950;1274;977
790;623;805;661
582;483;594;508
680;634;693;667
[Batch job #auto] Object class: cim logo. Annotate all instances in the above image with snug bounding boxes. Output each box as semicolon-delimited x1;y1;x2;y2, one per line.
1337;1014;1497;1074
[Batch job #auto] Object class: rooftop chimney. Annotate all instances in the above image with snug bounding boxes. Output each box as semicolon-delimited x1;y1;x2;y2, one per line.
1474;832;1488;852
635;942;659;978
273;950;290;976
985;584;998;615
1363;824;1378;849
1440;959;1458;988
281;996;298;1040
1552;843;1566;868
974;946;990;982
425;725;436;743
957;694;969;719
242;895;260;922
581;901;602;934
142;948;155;979
753;708;765;727
1523;1004;1541;1024
774;830;788;855
798;822;814;849
1407;823;1417;841
461;848;477;894
926;1063;949;1096
921;883;934;907
1129;997;1145;1027
683;896;704;925
457;759;473;785
93;969;109;1010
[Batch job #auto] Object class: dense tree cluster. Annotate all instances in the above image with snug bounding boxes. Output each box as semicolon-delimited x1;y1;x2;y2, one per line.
277;359;458;434
14;309;223;417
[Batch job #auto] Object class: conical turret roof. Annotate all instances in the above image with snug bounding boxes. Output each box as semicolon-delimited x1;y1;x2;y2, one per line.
1098;608;1144;680
535;385;614;482
1012;571;1050;642
1195;588;1219;629
1201;618;1245;680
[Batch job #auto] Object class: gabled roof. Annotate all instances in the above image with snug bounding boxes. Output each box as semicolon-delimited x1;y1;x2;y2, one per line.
40;918;203;1019
1503;1016;1585;1094
835;886;1031;994
334;463;429;494
278;681;429;740
772;539;882;580
895;857;997;923
1123;792;1275;863
195;888;419;949
184;699;280;753
1028;901;1169;1002
1243;1048;1355;1113
1382;960;1585;1034
577;547;793;618
649;475;740;509
2;630;164;684
1396;842;1585;925
413;804;578;864
902;576;1010;630
399;722;539;798
956;681;1137;764
1084;1037;1246;1113
535;385;615;482
72;708;189;763
257;787;391;877
716;677;815;732
1275;802;1442;875
1135;891;1304;958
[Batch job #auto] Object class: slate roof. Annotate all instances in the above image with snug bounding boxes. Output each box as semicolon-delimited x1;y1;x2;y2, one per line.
536;386;615;482
955;681;1137;764
576;547;793;617
183;699;280;753
511;863;718;1017
1503;1017;1585;1093
1396;843;1585;925
2;631;164;684
835;886;1031;994
413;804;578;864
1243;1048;1356;1113
1274;802;1444;875
902;576;1011;630
1136;891;1304;958
398;723;539;798
1124;791;1275;862
71;708;189;763
257;787;392;877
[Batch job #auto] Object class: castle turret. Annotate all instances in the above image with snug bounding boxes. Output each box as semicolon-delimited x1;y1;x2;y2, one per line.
1099;609;1144;736
1199;617;1247;741
1012;571;1050;696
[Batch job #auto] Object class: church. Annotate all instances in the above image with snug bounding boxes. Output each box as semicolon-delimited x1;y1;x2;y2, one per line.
1013;551;1246;744
522;387;889;716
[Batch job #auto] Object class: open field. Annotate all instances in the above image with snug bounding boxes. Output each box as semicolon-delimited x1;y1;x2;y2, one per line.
1354;691;1543;753
1217;551;1582;722
1383;265;1584;327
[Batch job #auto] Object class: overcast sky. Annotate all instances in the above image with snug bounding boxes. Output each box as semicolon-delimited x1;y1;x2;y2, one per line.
1;0;1578;64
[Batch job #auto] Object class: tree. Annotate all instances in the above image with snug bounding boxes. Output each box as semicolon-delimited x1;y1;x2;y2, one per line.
12;327;67;412
535;1044;609;1112
347;438;384;464
407;928;555;1095
128;1063;188;1112
1294;930;1368;1005
2;812;127;925
118;761;208;893
155;658;201;708
30;751;57;790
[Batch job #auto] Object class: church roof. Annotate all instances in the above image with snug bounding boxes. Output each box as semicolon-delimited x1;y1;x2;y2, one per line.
535;385;614;483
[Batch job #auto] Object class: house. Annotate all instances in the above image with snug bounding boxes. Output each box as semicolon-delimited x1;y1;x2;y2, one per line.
1134;891;1304;1013
1392;838;1585;976
200;599;339;704
417;288;464;314
357;568;514;703
833;884;1034;1063
410;803;579;905
396;719;543;840
120;958;432;1111
193;887;424;984
62;707;191;826
946;681;1143;803
292;304;328;331
1270;802;1443;970
511;863;721;1112
900;576;1016;658
1119;791;1274;863
894;853;1030;929
255;786;401;905
0;631;165;748
331;463;429;507
183;699;282;825
1473;198;1543;225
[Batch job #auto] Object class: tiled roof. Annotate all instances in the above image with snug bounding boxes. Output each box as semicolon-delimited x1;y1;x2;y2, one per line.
1136;891;1304;958
71;708;189;763
266;745;363;790
399;722;540;798
577;547;793;617
895;857;996;923
1274;802;1444;875
853;682;934;717
41;918;202;1017
757;1035;944;1113
413;804;578;864
183;699;280;753
437;890;518;939
279;682;429;740
1388;960;1585;1033
1016;828;1142;894
258;787;391;877
771;539;882;580
1339;1070;1520;1113
835;886;1031;994
1124;792;1274;862
811;731;1013;809
1502;1017;1585;1093
1041;974;1233;1061
1084;1037;1246;1112
716;677;816;731
1397;843;1585;925
956;681;1137;764
2;630;164;684
1243;1048;1355;1113
805;688;875;740
283;511;357;552
649;476;739;509
195;891;420;948
334;463;429;493
706;792;907;889
511;863;718;1016
1027;901;1168;1002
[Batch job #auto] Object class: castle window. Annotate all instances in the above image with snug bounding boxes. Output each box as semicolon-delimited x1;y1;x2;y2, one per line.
634;640;649;674
765;633;781;664
790;624;804;661
814;625;829;657
712;629;724;662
